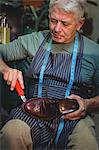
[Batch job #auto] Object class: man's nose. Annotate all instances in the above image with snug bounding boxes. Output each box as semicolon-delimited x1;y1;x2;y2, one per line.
55;22;62;32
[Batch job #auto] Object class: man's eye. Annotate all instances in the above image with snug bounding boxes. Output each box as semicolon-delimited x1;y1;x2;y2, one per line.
62;22;69;26
62;21;70;27
50;19;57;24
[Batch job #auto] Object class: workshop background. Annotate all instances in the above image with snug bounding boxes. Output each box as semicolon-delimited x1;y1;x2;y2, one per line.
0;0;99;145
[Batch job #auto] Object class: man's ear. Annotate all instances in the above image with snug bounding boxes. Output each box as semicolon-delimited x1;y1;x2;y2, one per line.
77;17;85;31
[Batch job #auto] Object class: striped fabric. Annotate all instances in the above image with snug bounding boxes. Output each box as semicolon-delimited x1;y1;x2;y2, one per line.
8;32;85;149
9;107;53;146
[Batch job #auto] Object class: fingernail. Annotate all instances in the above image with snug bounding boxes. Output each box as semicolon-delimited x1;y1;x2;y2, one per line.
10;88;14;91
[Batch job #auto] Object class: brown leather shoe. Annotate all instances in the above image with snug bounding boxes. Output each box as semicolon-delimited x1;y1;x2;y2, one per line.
21;98;79;120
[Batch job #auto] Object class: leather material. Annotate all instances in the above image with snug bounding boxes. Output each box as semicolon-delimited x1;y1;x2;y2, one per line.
21;98;79;120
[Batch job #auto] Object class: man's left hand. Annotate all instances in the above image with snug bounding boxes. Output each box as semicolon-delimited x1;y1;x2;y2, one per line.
62;94;88;120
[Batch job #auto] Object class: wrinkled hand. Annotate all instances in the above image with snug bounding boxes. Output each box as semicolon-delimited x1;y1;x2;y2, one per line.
3;67;24;91
62;94;88;120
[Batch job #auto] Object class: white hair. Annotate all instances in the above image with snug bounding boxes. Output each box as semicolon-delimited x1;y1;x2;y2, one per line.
49;0;87;19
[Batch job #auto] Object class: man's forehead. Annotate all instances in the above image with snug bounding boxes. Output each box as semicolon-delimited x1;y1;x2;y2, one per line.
49;4;77;21
50;0;69;4
58;0;68;2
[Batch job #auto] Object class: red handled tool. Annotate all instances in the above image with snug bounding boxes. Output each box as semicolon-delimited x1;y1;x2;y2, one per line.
15;80;27;102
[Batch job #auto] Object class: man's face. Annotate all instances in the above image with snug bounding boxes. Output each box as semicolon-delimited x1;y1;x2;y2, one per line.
49;5;84;44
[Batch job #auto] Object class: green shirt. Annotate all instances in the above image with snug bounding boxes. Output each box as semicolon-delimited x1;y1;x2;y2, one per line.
0;30;99;95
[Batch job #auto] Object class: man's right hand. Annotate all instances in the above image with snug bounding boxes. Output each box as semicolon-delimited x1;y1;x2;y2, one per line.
3;67;24;91
0;58;24;91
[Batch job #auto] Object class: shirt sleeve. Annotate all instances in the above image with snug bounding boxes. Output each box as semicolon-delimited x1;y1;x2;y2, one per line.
94;55;99;96
83;36;99;96
0;31;45;61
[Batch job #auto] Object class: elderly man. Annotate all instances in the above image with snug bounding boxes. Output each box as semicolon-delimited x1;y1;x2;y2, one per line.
0;0;99;150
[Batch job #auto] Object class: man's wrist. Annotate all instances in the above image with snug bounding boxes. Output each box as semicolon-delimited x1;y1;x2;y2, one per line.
85;96;99;112
0;58;10;74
